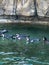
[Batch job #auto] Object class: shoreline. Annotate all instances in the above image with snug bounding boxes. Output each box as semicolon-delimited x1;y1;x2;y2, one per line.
0;16;49;29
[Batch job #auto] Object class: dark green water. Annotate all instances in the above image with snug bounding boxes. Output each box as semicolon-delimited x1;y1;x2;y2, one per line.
0;24;49;65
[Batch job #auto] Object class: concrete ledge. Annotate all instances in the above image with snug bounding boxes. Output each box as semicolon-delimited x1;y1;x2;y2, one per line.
0;19;49;29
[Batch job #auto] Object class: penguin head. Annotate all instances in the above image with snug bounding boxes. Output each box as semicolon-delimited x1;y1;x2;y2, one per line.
43;37;47;41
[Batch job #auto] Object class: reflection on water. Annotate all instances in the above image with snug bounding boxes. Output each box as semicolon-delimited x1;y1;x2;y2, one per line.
0;28;49;65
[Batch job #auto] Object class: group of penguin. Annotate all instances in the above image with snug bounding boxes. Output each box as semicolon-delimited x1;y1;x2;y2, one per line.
0;29;48;44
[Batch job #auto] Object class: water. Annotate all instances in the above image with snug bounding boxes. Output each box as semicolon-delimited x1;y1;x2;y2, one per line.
0;25;49;65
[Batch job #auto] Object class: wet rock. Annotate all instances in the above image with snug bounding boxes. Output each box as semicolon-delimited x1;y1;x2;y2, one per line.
16;0;35;16
36;0;49;17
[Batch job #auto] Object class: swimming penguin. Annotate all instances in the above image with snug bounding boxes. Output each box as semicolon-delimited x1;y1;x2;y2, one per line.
30;38;40;43
43;37;49;44
12;34;20;39
0;29;8;34
43;37;47;41
0;29;8;37
12;34;30;43
26;36;30;44
1;34;14;39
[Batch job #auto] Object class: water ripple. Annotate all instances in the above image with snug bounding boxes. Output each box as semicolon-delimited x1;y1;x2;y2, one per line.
0;52;18;55
32;60;49;65
1;56;49;65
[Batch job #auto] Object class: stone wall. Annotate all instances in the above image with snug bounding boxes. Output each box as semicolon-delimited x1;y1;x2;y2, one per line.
16;0;35;16
36;0;49;17
0;0;49;17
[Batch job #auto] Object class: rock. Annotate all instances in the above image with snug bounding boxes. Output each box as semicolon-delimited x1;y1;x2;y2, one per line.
36;0;49;17
0;0;2;4
16;0;35;16
1;0;49;17
0;8;4;15
0;0;4;15
2;0;16;15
